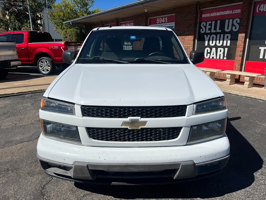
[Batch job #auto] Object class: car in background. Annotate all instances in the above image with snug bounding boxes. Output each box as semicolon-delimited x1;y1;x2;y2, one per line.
0;41;21;79
0;31;81;75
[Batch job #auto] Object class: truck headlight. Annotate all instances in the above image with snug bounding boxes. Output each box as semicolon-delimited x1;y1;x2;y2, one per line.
194;97;226;115
41;120;81;143
187;119;227;145
41;98;75;115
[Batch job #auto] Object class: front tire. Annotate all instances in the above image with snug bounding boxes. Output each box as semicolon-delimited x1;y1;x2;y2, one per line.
37;57;54;75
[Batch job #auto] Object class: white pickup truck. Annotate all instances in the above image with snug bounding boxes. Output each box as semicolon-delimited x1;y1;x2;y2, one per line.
37;26;229;184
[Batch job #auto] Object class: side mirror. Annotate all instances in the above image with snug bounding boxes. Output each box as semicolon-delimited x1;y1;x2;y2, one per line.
63;50;75;64
190;51;204;64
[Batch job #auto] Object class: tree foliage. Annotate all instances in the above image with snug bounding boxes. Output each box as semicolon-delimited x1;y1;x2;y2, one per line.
0;0;55;31
49;0;100;42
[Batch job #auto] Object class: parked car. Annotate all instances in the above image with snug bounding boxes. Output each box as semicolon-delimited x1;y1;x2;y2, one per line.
0;41;21;79
0;31;81;75
37;26;229;184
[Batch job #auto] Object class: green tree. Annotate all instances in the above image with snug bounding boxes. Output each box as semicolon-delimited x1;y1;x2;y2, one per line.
0;0;55;31
49;0;100;42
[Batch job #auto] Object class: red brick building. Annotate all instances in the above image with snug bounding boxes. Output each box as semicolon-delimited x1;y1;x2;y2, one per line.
65;0;266;85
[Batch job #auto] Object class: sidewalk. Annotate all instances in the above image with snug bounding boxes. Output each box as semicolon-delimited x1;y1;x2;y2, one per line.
215;80;266;101
0;73;57;97
0;72;266;101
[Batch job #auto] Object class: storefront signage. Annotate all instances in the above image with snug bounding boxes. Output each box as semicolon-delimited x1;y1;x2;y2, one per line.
148;14;175;29
196;4;242;70
120;21;134;26
245;0;266;75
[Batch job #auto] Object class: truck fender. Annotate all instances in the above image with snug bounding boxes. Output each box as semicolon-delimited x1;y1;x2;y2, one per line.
32;48;54;64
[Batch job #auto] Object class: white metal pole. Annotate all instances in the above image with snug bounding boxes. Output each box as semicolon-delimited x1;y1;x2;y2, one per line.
45;0;49;32
27;0;33;30
242;0;255;72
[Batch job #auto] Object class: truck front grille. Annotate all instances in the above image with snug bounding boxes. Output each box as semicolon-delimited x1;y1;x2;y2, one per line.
86;127;182;142
81;105;187;118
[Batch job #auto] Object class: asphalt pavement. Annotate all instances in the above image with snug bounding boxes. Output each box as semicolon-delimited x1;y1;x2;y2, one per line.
0;94;265;199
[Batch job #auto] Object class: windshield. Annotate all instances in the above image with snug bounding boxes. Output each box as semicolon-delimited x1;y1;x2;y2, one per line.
77;29;189;64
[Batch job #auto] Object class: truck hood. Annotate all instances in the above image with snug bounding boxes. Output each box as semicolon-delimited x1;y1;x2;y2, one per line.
45;64;223;106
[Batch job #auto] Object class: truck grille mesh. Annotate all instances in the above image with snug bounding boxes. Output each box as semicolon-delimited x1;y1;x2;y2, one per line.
81;105;187;118
86;127;182;142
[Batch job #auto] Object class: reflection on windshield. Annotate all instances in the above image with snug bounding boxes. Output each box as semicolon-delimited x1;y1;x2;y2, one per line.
77;29;189;64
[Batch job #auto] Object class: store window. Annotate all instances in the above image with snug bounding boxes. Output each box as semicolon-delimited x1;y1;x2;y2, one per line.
196;4;242;70
245;0;266;75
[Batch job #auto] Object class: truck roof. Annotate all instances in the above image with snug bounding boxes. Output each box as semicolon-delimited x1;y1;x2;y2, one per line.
93;26;172;31
0;30;47;35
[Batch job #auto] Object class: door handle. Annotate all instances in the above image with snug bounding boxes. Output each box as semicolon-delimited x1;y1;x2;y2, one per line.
20;48;24;50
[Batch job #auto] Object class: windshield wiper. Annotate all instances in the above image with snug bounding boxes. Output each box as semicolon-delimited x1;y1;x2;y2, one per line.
78;56;128;64
129;58;169;64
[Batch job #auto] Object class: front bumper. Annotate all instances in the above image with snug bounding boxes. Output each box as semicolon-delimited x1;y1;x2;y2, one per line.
37;134;230;184
39;156;229;184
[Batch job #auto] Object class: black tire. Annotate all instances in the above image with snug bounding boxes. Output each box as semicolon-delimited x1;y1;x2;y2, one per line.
0;70;8;79
37;57;54;75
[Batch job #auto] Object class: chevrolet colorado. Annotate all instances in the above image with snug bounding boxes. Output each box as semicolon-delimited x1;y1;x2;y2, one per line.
37;26;229;184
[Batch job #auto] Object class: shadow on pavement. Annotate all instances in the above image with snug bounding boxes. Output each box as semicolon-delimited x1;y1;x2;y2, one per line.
74;120;263;198
1;66;63;83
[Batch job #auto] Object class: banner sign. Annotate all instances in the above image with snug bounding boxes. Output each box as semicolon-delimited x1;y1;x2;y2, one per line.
148;14;175;29
120;21;134;26
196;4;242;70
245;0;266;75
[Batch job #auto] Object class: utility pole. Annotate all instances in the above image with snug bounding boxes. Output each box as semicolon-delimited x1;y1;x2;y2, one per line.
27;0;33;30
45;0;49;32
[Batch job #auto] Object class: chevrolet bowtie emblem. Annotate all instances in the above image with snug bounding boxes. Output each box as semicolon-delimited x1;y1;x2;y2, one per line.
121;117;147;129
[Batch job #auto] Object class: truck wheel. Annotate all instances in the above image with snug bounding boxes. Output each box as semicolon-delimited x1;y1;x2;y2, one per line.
37;57;54;75
0;70;8;79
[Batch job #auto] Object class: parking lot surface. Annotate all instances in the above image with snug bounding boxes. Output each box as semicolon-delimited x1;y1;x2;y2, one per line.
0;92;265;199
0;67;58;97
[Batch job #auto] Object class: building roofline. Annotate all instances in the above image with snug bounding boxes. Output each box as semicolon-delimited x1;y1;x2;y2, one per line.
64;0;210;25
64;0;162;25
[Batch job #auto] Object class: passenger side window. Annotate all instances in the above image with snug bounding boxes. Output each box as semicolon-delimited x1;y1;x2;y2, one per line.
11;34;24;44
0;34;24;44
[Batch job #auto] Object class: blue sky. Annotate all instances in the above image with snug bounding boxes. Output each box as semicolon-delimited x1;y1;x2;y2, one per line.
91;0;136;10
55;0;137;11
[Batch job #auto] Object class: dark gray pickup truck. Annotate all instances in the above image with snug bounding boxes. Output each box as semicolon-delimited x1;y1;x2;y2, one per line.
0;41;21;79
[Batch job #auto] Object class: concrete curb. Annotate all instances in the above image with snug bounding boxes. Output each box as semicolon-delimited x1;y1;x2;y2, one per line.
215;81;266;101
